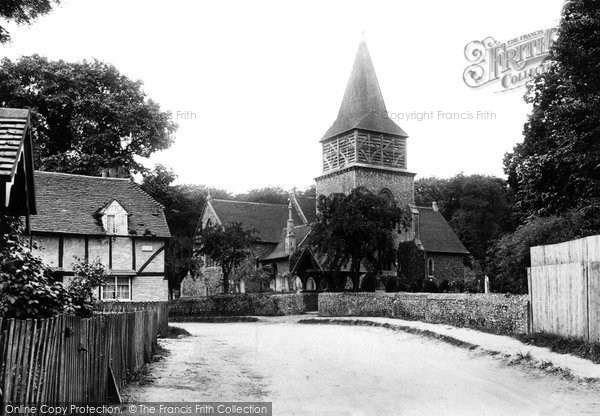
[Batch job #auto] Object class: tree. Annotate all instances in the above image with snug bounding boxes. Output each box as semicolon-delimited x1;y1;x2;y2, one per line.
195;222;255;293
308;188;410;291
0;55;177;175
504;0;600;219
415;174;515;269
396;241;426;291
236;187;288;205
141;165;232;294
0;0;59;43
486;206;600;293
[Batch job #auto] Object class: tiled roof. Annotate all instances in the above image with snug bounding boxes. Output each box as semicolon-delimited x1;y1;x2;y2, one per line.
30;171;171;238
418;207;469;255
261;225;312;261
209;199;303;243
322;40;408;141
0;108;30;179
294;195;317;224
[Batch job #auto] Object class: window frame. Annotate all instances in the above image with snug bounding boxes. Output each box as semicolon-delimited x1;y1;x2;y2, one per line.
100;276;132;301
427;257;435;278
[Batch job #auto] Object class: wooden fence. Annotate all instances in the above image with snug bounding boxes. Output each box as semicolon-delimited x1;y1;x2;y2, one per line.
528;235;600;342
0;302;169;411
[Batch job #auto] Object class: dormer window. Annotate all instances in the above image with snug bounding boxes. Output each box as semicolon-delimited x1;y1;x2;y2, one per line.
99;199;129;235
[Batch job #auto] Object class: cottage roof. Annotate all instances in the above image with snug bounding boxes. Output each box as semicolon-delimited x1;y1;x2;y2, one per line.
208;199;303;243
321;40;408;141
0;108;30;179
417;207;469;255
30;171;171;238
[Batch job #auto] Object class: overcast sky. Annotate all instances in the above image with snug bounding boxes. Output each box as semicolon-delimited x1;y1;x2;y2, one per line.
2;0;565;193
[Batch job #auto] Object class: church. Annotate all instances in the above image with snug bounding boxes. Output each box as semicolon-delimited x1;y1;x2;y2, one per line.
187;40;470;295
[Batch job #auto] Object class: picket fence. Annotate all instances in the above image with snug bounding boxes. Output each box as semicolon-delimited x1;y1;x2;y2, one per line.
0;302;168;411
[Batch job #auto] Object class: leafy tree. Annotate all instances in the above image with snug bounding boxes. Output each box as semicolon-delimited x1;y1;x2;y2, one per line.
487;206;600;293
396;241;426;291
141;165;232;294
236;187;288;205
308;188;410;291
195;222;255;293
415;174;515;269
504;0;600;219
67;258;107;317
0;216;72;318
0;0;59;43
0;55;177;175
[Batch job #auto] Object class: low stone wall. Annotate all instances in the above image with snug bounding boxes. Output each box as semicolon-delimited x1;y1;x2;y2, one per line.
318;292;530;334
169;293;318;319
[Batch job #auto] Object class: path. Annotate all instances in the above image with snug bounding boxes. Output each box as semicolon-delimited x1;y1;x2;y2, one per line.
125;318;600;416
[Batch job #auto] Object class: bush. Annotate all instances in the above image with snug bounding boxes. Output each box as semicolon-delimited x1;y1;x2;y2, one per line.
384;278;398;293
360;273;377;292
0;216;73;318
67;258;107;317
397;241;426;292
487;206;600;293
422;278;438;293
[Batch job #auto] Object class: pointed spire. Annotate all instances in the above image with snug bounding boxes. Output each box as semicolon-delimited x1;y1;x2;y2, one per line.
321;39;408;141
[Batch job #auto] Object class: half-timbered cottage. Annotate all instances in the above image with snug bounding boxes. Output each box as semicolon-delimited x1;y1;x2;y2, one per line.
28;171;171;301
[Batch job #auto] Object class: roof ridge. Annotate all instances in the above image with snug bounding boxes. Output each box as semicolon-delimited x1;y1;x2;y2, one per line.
35;170;130;181
213;198;287;207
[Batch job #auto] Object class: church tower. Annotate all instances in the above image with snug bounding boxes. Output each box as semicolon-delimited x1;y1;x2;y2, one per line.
315;40;415;205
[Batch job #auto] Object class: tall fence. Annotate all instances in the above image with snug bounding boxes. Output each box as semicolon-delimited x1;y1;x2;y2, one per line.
528;235;600;342
0;303;168;411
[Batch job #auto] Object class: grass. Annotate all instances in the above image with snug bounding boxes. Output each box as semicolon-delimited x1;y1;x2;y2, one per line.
516;332;600;365
166;325;192;338
170;316;260;323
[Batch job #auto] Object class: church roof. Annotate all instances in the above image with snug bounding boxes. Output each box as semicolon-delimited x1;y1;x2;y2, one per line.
321;40;408;142
417;207;469;255
261;225;311;261
208;199;303;244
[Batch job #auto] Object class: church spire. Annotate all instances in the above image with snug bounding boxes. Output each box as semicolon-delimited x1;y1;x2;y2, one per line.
321;40;408;142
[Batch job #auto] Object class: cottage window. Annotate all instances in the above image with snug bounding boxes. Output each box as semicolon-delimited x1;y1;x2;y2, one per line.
106;215;117;234
428;258;435;277
101;276;131;301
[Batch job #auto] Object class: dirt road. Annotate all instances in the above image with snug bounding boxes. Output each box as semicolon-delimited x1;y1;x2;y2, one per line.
125;318;600;416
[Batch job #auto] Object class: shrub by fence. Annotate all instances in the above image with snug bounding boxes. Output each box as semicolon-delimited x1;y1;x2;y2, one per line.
319;292;530;334
0;303;168;410
169;293;318;319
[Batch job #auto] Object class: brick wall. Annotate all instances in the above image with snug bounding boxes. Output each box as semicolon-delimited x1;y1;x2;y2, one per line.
132;276;169;301
169;293;318;318
318;292;530;334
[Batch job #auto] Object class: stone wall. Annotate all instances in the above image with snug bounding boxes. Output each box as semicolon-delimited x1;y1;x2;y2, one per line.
318;292;529;334
169;293;318;318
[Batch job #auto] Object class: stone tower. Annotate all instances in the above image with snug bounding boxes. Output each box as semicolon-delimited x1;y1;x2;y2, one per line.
315;40;415;205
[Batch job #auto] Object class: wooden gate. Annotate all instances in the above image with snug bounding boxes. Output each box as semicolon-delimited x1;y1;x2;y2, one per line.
528;236;600;342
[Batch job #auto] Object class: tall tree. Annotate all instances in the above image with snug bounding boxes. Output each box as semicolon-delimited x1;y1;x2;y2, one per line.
195;222;255;293
308;188;410;291
0;55;177;175
504;0;600;219
0;0;59;43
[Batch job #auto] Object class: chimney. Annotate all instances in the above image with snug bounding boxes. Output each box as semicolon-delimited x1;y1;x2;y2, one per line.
285;198;296;255
107;167;117;178
101;168;109;178
432;201;439;211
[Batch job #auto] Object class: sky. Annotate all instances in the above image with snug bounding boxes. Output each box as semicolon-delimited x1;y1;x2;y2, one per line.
2;0;566;193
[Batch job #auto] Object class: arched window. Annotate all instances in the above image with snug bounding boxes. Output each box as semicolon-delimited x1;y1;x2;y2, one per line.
428;257;435;277
379;188;394;206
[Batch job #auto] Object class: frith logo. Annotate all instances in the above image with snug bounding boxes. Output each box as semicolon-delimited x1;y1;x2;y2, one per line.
463;28;558;92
